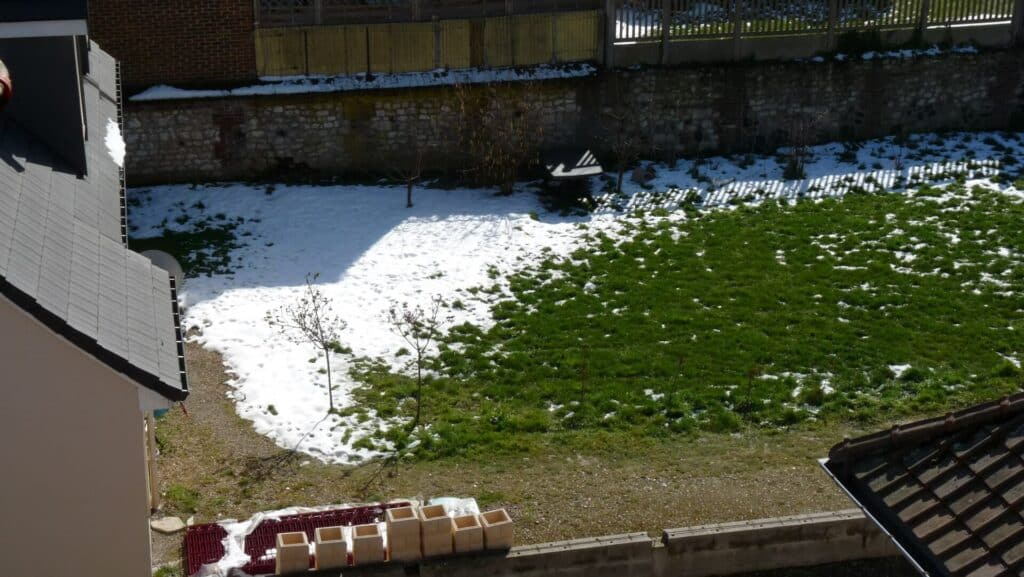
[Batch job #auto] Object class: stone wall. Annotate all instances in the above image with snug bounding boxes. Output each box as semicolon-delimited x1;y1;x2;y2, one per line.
124;48;1024;185
126;81;584;183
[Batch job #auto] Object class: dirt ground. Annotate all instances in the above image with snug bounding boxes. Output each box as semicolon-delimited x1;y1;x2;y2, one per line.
151;342;863;569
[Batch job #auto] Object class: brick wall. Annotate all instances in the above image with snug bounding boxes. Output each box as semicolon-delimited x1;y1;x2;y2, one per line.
88;0;257;91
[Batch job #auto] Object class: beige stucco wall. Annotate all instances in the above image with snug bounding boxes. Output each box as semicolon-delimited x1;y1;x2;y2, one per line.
0;294;153;577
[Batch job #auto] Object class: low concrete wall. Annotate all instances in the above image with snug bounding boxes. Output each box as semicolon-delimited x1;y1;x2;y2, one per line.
659;510;901;577
301;510;903;577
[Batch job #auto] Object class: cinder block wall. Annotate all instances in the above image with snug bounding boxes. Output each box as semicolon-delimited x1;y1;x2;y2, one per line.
293;510;904;577
88;0;257;91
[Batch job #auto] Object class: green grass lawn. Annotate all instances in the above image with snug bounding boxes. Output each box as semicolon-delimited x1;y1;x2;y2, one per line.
349;181;1024;458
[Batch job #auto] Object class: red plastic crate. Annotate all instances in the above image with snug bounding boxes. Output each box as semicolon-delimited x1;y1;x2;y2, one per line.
183;502;410;576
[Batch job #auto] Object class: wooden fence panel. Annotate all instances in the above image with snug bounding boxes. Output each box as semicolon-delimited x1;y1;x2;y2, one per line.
442;20;473;69
389;22;437;72
513;13;554;64
255;28;307;76
484;16;515;66
556;10;602;61
368;24;393;73
306;25;368;75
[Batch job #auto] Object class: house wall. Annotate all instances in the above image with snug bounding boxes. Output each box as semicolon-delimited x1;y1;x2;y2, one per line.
87;0;257;91
0;294;153;577
123;47;1024;185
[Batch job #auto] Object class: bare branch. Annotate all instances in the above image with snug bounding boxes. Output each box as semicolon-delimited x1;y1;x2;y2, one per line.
265;272;348;412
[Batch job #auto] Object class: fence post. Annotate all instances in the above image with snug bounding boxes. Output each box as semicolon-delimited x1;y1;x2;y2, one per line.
732;0;742;61
1014;0;1024;45
434;16;442;69
552;13;559;63
604;0;615;68
918;0;931;33
825;0;837;51
660;0;670;65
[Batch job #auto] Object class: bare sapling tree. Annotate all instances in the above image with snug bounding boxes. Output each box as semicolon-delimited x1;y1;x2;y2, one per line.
387;295;449;431
784;109;827;181
266;272;347;413
454;82;544;195
393;146;423;208
604;109;644;194
601;80;653;193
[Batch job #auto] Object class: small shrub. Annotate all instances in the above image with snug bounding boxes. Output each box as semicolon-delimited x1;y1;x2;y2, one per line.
783;156;806;181
165;484;201;514
994;361;1019;378
898;366;927;383
704;407;742;433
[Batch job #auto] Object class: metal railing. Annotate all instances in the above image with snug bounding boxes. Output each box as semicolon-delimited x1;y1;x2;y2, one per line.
614;0;1019;42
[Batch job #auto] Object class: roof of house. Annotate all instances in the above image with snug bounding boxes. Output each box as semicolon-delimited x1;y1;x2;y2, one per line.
822;394;1024;577
0;1;87;23
0;41;187;401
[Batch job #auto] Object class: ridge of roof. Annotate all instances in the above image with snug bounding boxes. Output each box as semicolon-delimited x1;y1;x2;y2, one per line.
828;392;1024;464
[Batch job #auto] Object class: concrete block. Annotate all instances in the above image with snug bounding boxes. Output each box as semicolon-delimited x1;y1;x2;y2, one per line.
314;526;348;570
420;504;453;557
479;508;514;550
275;531;310;575
352;523;386;565
452;514;484;554
387;506;423;561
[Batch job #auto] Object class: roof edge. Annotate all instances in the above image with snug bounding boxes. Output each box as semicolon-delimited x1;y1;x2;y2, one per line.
827;392;1024;463
0;275;188;402
817;458;931;577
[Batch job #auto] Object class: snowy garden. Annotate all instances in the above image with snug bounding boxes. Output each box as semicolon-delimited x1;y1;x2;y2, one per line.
130;130;1024;464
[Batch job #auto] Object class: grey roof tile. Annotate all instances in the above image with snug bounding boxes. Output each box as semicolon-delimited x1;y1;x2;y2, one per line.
0;42;185;400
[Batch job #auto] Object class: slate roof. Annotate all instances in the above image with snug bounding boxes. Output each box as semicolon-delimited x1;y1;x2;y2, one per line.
0;41;187;400
822;394;1024;577
0;1;87;23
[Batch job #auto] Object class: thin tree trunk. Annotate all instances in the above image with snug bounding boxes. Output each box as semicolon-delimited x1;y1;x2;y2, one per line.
414;353;423;429
407;181;414;208
324;346;334;412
